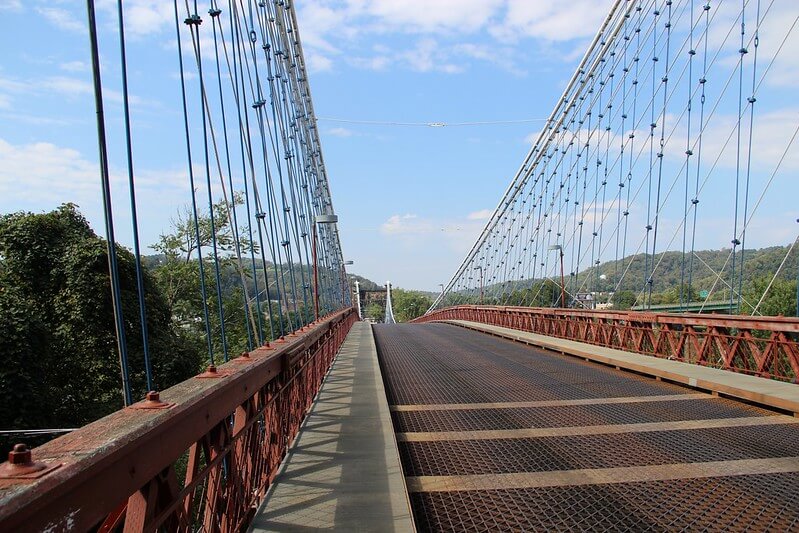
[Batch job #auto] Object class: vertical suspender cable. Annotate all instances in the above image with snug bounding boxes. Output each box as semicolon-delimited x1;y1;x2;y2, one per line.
739;0;761;310
730;0;747;311
174;0;215;367
689;1;711;302
188;5;230;362
650;0;672;305
210;2;255;350
115;0;153;391
681;0;696;307
86;0;132;406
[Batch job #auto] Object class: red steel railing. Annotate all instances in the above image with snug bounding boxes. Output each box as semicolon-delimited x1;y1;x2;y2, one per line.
0;307;358;532
414;306;799;382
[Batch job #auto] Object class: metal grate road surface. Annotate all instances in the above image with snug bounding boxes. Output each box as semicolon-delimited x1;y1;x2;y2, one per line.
373;323;799;532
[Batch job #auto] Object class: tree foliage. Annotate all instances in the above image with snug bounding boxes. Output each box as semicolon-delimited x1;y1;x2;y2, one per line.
364;302;383;321
505;281;562;307
392;288;432;322
740;276;798;317
0;205;202;440
611;290;637;310
150;195;260;356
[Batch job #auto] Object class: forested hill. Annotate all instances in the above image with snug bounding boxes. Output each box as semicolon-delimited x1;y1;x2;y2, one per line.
577;244;798;295
142;254;385;295
144;243;797;297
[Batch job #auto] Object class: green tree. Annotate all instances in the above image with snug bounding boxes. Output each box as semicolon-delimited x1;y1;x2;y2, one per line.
0;205;202;446
506;280;562;307
364;302;384;321
649;285;699;306
392;288;432;322
151;195;263;355
611;290;638;310
740;276;798;317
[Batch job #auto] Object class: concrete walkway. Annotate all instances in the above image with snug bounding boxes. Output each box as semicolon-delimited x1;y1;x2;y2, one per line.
249;322;415;532
447;319;799;415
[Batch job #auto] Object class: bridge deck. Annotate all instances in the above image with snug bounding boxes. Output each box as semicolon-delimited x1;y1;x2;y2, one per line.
249;322;415;532
447;319;799;415
373;323;799;532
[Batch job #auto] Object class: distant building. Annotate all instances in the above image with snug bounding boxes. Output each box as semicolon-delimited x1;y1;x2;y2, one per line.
573;292;595;309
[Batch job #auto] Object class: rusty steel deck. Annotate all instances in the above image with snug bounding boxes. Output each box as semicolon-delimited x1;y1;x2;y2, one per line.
373;323;799;532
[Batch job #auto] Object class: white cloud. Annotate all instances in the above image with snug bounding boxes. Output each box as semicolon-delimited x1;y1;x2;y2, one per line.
0;74;146;108
468;209;493;220
0;112;71;126
295;0;600;74
381;214;427;235
350;55;391;71
661;108;799;172
96;0;174;37
326;127;356;138
0;0;21;12
40;76;94;99
296;4;347;54
704;2;799;89
0;94;10;109
36;7;86;33
379;212;488;254
0;139;189;203
60;61;90;73
0;76;29;93
401;38;463;73
306;52;333;73
359;0;505;34
492;0;614;42
524;131;540;145
0;137;192;251
0;138;103;204
454;43;525;76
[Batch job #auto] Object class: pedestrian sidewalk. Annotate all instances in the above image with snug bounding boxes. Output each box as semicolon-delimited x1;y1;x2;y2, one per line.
249;321;415;532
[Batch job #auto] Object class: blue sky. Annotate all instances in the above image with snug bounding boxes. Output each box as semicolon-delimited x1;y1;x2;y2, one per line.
1;0;797;292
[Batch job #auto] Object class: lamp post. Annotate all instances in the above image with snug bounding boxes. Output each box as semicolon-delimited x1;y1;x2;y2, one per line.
313;214;338;320
355;280;362;319
474;266;484;305
343;260;354;307
795;219;799;317
548;244;566;308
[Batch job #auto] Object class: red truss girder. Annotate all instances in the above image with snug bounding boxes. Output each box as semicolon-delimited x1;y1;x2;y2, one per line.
0;308;358;532
413;306;799;382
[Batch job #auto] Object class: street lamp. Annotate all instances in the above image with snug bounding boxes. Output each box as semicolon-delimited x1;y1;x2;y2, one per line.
313;214;338;320
355;280;363;319
473;266;484;305
548;244;566;308
342;260;354;307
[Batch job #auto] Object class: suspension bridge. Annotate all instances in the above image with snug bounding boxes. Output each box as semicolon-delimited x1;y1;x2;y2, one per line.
1;0;799;531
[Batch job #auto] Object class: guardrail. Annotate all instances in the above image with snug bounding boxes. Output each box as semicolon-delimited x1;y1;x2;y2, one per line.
414;306;799;382
0;307;358;532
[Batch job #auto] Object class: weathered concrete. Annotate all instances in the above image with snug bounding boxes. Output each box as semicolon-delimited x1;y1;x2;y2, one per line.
249;322;415;532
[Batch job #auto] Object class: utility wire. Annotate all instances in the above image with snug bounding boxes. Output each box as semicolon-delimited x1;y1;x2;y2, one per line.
317;117;548;127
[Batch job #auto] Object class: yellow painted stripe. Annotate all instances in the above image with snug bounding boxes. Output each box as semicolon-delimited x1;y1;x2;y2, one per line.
396;415;797;442
390;393;709;412
405;456;799;492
